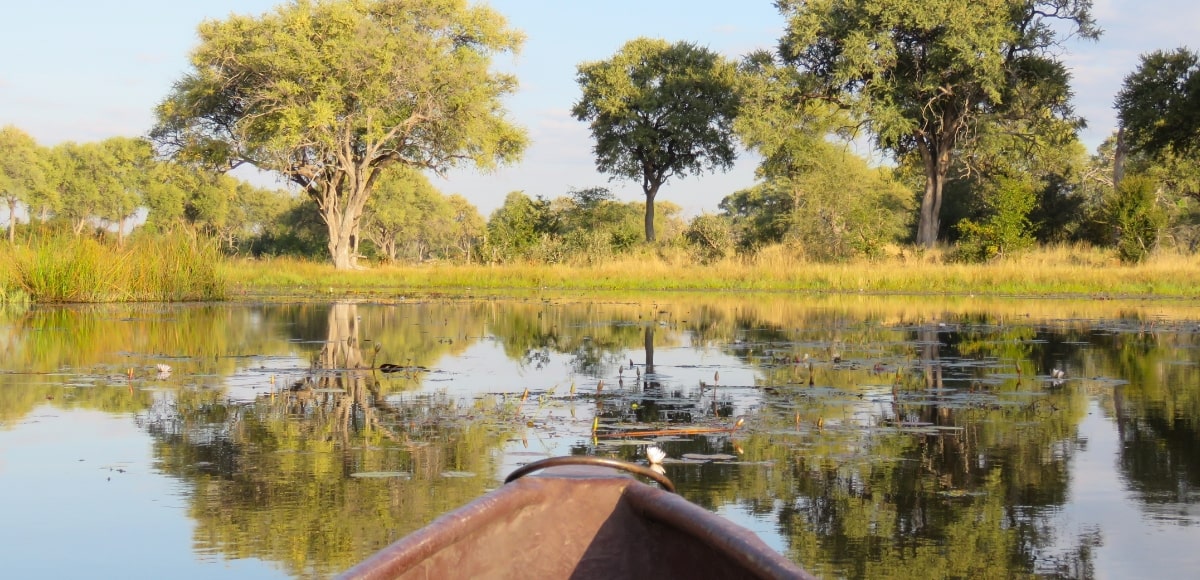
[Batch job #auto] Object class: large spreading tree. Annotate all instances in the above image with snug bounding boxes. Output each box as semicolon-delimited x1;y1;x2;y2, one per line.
152;0;527;269
573;38;740;242
776;0;1098;246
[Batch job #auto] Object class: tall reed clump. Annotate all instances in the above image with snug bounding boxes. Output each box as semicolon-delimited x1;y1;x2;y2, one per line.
5;233;227;303
118;234;228;301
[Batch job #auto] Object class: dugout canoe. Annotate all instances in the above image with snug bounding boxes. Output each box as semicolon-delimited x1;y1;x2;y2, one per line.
338;456;814;580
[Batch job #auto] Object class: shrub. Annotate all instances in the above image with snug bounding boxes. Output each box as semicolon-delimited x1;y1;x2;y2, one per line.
1107;174;1166;264
684;214;735;263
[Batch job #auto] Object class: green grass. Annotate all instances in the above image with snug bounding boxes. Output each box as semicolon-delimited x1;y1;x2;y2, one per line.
226;243;1200;300
4;238;1197;303
0;233;228;303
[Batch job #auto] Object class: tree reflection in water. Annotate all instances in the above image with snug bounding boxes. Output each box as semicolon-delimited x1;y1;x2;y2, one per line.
2;297;1200;578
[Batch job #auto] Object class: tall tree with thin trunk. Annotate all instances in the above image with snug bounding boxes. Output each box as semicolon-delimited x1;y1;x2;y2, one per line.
152;0;527;269
776;0;1098;247
573;38;740;242
0;126;47;243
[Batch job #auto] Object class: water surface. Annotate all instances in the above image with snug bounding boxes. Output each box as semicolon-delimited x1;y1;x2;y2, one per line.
2;295;1199;578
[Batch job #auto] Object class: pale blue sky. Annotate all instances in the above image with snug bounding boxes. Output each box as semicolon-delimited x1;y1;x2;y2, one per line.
2;0;1196;216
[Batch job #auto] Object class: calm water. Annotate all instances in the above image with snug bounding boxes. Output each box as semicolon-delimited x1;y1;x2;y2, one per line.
2;295;1199;578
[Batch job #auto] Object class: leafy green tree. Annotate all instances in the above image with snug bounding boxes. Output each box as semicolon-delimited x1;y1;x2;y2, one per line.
0;126;48;243
153;0;527;269
573;38;740;242
362;167;449;263
50;142;112;237
719;185;792;250
484;191;552;262
95;137;154;246
1116;48;1200;161
731;51;913;259
776;0;1098;247
445;194;486;262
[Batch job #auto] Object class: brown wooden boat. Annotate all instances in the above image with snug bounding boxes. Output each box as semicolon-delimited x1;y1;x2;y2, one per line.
339;456;814;580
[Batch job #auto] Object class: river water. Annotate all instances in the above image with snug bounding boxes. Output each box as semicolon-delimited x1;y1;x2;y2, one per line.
1;295;1198;578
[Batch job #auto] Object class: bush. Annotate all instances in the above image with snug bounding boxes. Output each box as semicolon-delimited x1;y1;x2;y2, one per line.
955;176;1037;262
684;214;735;263
1107;174;1166;264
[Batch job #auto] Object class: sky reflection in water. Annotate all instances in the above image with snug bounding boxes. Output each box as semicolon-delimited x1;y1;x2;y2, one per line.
1;296;1199;578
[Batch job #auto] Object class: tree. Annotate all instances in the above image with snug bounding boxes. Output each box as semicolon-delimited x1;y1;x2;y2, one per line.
96;137;154;246
445;194;485;262
485;191;552;262
361;167;449;262
50;142;109;237
152;0;527;269
730;52;913;259
573;38;740;242
1115;48;1200;162
776;0;1098;247
0;126;47;243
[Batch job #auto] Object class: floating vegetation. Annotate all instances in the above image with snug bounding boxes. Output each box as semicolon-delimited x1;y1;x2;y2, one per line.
350;471;412;479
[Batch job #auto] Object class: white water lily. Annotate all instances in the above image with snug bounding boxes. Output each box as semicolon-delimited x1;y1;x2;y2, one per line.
155;363;172;379
646;445;666;465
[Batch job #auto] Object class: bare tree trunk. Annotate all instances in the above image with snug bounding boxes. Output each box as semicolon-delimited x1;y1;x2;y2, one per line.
1114;125;1128;188
643;181;662;242
916;140;951;247
328;219;357;269
6;199;15;244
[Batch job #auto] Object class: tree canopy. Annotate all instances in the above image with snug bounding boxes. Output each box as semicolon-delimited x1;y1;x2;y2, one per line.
152;0;527;269
573;37;740;242
0;126;47;243
776;0;1098;247
1115;47;1200;160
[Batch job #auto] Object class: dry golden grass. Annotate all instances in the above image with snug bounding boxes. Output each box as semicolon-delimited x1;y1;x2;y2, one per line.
224;243;1200;300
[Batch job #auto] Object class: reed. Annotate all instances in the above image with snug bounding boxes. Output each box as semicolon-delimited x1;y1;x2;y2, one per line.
1;233;228;303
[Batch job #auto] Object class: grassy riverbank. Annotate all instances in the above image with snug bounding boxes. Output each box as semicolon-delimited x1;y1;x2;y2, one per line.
3;239;1196;303
225;244;1200;300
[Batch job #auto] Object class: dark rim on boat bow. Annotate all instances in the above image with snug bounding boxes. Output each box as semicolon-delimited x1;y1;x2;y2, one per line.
505;456;676;493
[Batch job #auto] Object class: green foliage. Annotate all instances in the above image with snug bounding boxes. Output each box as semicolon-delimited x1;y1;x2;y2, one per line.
6;233;226;302
684;214;735;263
721;145;914;261
955;176;1037;262
153;0;527;269
718;185;792;251
776;0;1098;246
1106;174;1167;264
1116;48;1200;159
732;52;913;260
485;192;554;262
361;167;479;263
573;38;740;242
0;126;48;243
246;196;328;258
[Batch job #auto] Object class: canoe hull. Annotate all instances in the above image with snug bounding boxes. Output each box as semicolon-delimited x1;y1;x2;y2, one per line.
339;465;812;579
